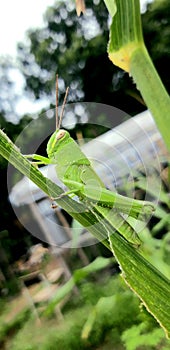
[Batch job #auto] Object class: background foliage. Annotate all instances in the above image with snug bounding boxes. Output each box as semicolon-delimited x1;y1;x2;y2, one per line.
0;0;170;347
0;0;169;291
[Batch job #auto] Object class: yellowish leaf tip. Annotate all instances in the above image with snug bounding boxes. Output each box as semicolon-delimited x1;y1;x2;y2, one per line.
109;43;140;72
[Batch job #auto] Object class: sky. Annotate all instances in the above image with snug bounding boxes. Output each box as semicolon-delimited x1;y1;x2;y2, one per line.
0;0;154;119
0;0;54;57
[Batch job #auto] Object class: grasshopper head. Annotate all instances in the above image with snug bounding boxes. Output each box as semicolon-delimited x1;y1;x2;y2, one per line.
47;129;70;160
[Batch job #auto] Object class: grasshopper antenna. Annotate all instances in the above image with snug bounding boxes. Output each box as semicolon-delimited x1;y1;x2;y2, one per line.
58;86;69;130
56;74;59;129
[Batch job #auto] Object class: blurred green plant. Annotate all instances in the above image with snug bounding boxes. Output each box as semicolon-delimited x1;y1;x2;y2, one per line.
0;308;31;349
42;256;113;317
122;322;168;350
5;275;170;350
0;0;170;342
124;164;170;279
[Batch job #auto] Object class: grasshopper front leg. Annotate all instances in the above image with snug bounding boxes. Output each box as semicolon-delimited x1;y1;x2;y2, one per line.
24;154;51;166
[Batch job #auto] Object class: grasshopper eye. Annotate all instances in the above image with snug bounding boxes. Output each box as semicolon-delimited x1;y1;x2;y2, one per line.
56;130;66;140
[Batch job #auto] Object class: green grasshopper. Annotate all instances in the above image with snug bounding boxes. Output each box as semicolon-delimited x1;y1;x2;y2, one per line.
25;77;155;246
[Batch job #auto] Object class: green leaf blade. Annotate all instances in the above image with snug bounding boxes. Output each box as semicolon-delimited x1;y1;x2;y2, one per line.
1;128;170;337
108;232;170;338
105;0;143;72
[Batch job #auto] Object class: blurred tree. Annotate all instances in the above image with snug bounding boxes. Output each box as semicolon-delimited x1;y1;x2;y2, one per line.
0;58;16;117
15;1;130;114
0;57;24;123
17;0;170;116
0;0;169;278
142;0;170;94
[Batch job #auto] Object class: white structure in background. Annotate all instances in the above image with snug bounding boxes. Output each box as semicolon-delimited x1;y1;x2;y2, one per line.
9;110;167;249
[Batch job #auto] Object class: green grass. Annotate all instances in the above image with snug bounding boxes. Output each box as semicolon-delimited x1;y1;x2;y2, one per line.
2;275;169;350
